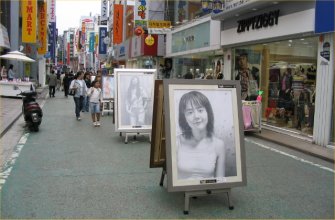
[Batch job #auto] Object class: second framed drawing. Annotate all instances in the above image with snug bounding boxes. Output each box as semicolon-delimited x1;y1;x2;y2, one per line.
114;68;156;133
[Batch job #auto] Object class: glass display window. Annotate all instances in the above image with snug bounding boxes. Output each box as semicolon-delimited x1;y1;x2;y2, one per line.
233;36;319;137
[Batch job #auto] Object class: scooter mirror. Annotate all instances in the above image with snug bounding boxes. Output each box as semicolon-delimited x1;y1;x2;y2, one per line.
13;85;19;90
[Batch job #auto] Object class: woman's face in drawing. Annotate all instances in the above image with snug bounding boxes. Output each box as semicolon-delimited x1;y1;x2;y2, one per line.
131;77;139;86
184;101;208;132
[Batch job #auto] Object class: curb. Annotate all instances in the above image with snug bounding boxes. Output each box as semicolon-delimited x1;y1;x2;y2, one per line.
0;112;22;139
251;131;334;163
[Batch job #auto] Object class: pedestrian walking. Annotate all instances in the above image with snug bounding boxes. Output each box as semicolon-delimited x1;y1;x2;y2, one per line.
63;72;72;97
56;70;61;91
47;70;57;97
87;80;102;127
83;72;92;112
7;64;16;81
69;71;87;121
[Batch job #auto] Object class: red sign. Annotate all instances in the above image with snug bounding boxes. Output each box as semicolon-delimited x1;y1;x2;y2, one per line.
113;4;124;44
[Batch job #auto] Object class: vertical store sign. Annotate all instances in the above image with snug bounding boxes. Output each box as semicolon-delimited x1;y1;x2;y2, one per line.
49;0;56;22
101;0;108;25
99;26;107;54
113;4;123;44
89;32;95;52
67;43;70;65
81;22;86;46
70;34;74;58
22;0;37;43
38;1;47;54
48;22;56;61
134;0;148;29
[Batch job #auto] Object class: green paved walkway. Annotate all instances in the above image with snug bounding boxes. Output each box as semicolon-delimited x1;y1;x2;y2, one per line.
1;93;334;218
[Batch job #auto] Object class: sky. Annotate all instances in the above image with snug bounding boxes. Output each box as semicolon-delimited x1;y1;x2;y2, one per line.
56;0;101;34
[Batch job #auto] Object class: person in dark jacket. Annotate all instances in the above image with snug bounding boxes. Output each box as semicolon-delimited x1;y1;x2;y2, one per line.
47;70;57;97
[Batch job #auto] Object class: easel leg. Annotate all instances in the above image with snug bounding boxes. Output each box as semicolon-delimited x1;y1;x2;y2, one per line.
125;133;128;144
184;192;190;215
227;189;234;210
159;168;166;186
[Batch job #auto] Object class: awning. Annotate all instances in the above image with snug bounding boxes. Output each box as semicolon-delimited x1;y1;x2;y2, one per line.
0;24;10;49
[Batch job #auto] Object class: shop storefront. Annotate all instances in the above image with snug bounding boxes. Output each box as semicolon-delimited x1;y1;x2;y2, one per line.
166;15;223;79
213;1;334;147
127;34;165;77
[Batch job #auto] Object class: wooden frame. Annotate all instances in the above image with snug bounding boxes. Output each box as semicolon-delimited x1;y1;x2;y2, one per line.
150;80;166;168
164;79;246;192
114;68;156;133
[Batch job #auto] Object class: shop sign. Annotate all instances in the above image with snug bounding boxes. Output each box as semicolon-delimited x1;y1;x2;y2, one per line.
145;35;155;46
48;22;56;61
49;0;56;22
148;20;171;28
98;26;107;54
38;2;47;54
67;43;70;65
134;0;148;29
89;32;95;52
320;42;330;61
113;4;123;44
225;0;251;11
119;46;125;57
315;0;334;33
69;34;74;57
126;5;134;39
172;21;210;53
237;10;280;33
22;0;37;43
0;24;10;49
100;0;108;25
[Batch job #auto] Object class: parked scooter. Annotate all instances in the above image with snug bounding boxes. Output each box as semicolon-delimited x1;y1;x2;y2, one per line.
14;85;43;132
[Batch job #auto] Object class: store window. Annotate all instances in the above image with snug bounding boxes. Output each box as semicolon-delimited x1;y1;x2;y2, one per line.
233;36;318;137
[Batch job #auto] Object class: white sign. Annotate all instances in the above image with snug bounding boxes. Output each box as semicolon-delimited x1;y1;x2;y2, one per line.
224;0;252;12
49;0;56;22
101;0;108;22
0;24;10;49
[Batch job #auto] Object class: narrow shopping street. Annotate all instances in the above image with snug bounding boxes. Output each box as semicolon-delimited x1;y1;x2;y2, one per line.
1;93;333;219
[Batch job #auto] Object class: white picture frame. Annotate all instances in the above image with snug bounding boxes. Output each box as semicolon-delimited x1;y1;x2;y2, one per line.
114;68;156;132
164;79;246;192
102;75;115;100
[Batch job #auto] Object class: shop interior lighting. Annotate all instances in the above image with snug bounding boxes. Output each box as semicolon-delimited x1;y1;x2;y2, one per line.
273;1;279;4
288;40;293;43
252;8;257;11
300;38;305;41
288;44;292;47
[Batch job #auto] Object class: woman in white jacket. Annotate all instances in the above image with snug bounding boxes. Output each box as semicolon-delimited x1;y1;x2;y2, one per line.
69;71;87;120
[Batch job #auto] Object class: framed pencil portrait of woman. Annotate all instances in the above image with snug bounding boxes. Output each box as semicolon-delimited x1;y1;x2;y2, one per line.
164;80;247;192
102;75;115;100
114;69;156;133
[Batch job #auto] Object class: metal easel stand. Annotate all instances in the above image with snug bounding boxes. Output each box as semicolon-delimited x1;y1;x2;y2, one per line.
183;188;234;215
101;100;114;116
119;132;151;144
159;166;166;186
